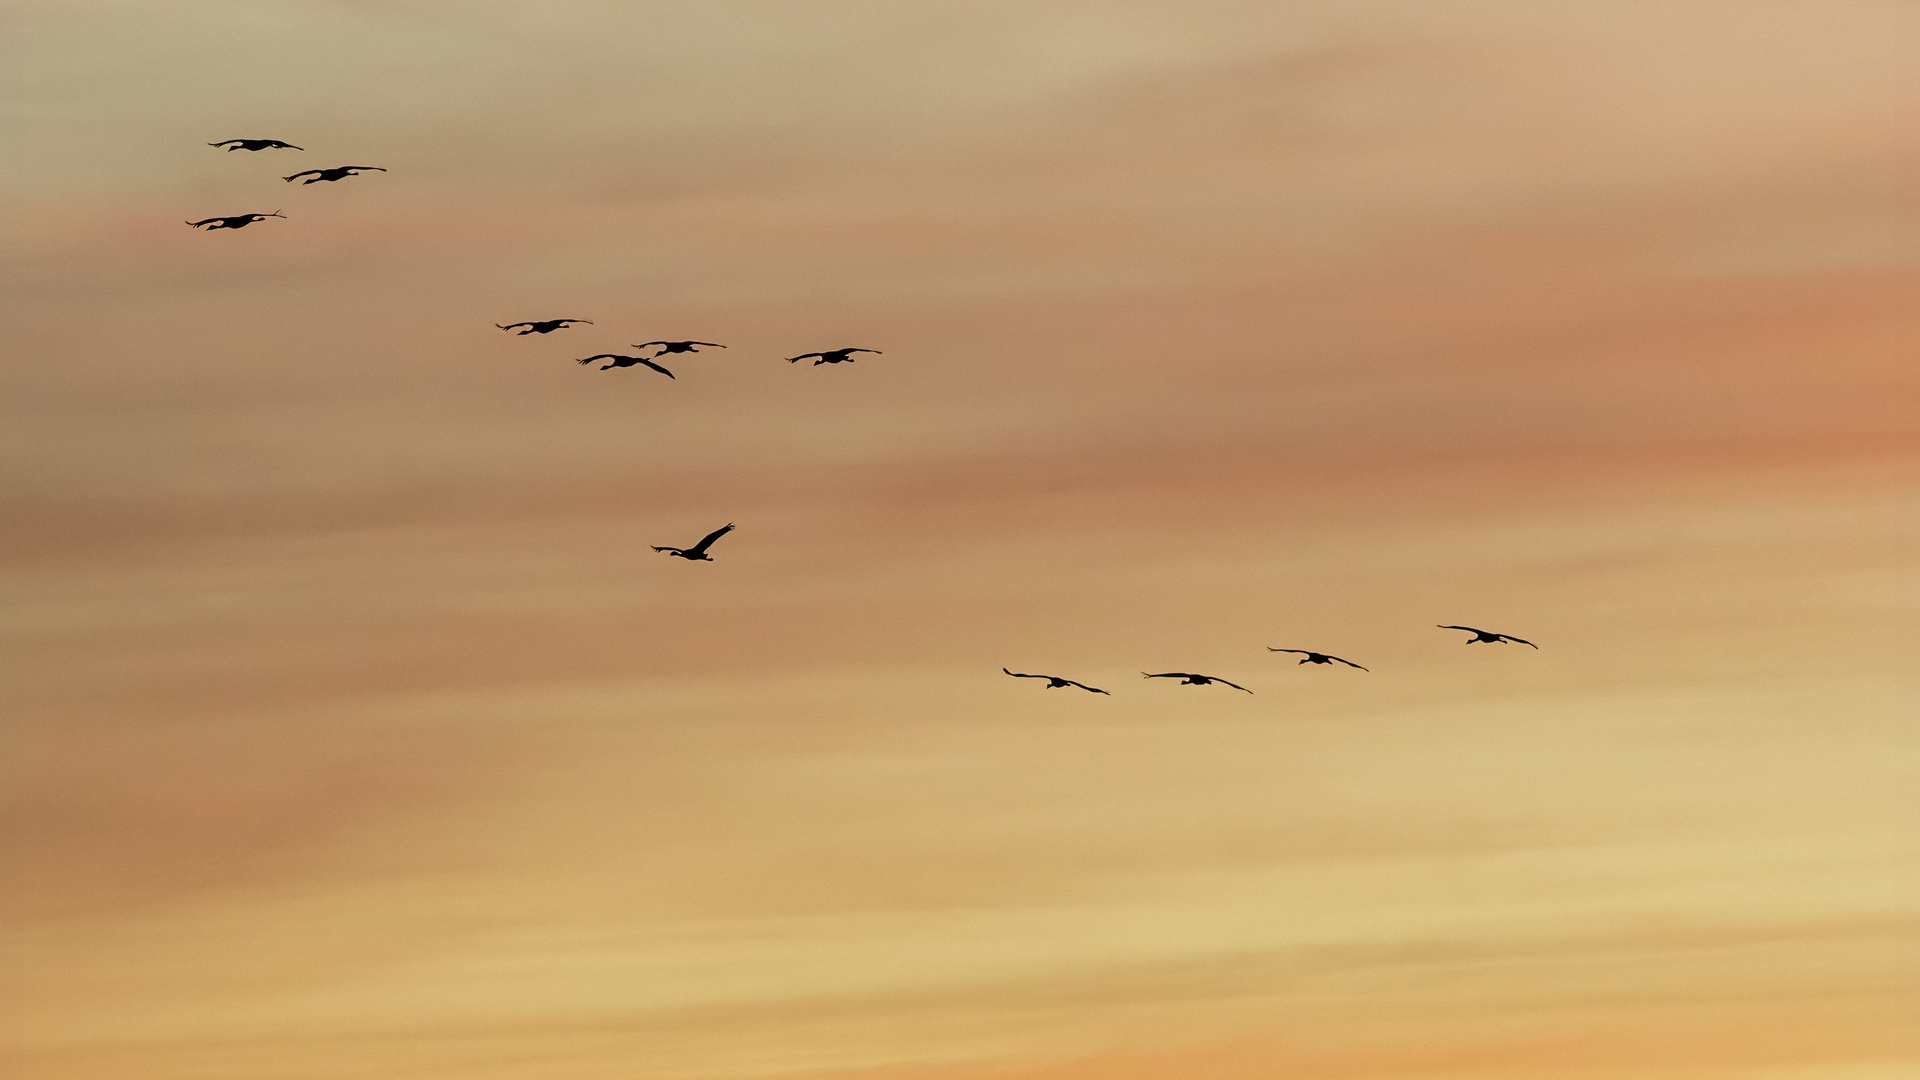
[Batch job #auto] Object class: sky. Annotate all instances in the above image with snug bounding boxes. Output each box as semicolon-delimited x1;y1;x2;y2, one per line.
5;2;1919;1078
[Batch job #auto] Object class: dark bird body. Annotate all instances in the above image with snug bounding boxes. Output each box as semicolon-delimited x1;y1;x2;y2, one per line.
1438;625;1537;648
1142;672;1252;693
1003;669;1109;694
283;166;386;184
577;354;674;377
209;139;302;151
499;319;591;335
787;347;880;366
186;212;286;230
1268;649;1368;670
635;340;725;357
653;523;734;561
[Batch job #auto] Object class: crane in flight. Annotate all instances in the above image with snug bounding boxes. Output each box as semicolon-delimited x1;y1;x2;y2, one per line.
1142;672;1252;693
1003;669;1109;695
787;347;880;366
283;166;386;184
186;211;286;230
209;139;303;151
1268;649;1369;671
576;354;674;377
635;341;725;357
498;319;592;335
652;523;734;562
1437;625;1537;648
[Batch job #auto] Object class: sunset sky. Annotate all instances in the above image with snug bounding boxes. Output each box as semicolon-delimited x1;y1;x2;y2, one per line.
6;3;1919;1078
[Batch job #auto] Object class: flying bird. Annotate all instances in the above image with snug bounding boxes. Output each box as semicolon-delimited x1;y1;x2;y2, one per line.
1141;672;1252;693
652;523;734;561
208;139;303;151
1267;649;1368;671
635;341;725;357
497;319;591;335
786;348;880;365
576;353;674;377
185;211;286;230
282;166;387;184
1003;669;1109;694
1438;625;1537;648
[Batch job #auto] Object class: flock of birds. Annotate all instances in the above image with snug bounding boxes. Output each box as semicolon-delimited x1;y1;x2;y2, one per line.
190;139;890;377
1003;627;1536;697
193;137;1540;701
188;138;385;230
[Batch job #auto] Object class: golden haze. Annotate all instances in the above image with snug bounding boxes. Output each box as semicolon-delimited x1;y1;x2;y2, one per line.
5;3;1918;1078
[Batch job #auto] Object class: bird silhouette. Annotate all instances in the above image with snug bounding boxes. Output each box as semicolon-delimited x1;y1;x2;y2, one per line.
282;166;386;184
1003;669;1109;694
185;212;286;230
498;319;591;335
1438;625;1537;648
1267;649;1368;670
787;348;880;365
576;354;674;377
1142;672;1252;693
652;523;734;561
208;139;303;151
635;341;725;357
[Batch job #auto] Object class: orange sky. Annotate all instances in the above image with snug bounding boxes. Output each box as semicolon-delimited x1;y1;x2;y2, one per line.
6;3;1919;1079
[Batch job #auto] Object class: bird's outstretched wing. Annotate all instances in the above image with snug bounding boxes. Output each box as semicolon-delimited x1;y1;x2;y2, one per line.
576;354;618;365
1500;634;1539;648
786;353;823;363
849;348;882;355
498;322;533;331
633;341;671;349
686;342;725;348
282;170;321;181
185;218;221;228
1437;625;1487;634
560;319;591;325
1212;677;1254;693
1329;656;1369;671
650;546;682;554
270;141;304;149
1142;672;1198;680
1003;668;1044;680
633;357;675;378
1063;679;1111;695
343;166;386;172
686;523;734;556
1268;648;1308;656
